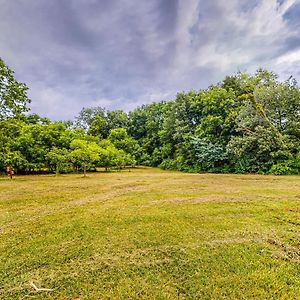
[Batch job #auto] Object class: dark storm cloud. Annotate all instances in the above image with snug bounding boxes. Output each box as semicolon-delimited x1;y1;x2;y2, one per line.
0;0;299;120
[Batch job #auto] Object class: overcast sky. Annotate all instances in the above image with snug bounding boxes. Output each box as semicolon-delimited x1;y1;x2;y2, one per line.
0;0;299;120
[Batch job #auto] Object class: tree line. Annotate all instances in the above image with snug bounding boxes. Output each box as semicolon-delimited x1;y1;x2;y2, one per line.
1;57;300;175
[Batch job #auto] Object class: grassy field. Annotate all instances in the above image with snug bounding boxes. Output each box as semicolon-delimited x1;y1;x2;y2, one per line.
0;168;299;299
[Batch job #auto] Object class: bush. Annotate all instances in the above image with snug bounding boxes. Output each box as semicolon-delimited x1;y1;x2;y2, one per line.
209;165;232;173
286;154;300;174
159;159;178;170
269;163;292;175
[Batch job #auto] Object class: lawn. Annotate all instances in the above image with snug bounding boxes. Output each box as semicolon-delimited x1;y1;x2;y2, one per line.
0;168;299;299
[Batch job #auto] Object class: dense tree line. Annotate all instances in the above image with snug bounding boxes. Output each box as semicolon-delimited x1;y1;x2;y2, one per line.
0;114;137;175
1;57;299;175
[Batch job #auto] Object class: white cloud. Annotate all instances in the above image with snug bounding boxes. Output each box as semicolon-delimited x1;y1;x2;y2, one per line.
274;48;300;80
29;85;85;120
171;0;299;76
276;48;300;64
0;0;299;120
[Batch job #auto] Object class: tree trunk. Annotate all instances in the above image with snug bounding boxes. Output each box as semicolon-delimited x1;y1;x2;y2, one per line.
83;164;87;177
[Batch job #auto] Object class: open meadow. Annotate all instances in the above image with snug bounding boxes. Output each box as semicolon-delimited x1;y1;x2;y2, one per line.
0;168;299;299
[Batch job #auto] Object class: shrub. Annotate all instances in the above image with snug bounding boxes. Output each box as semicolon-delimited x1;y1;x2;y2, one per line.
269;163;292;175
159;159;178;170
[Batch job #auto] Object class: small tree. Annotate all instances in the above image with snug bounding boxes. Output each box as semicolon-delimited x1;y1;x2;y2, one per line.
69;139;100;176
46;148;70;174
98;145;118;171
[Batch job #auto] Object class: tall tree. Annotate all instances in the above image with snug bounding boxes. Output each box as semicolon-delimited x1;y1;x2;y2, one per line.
0;58;31;120
75;106;106;132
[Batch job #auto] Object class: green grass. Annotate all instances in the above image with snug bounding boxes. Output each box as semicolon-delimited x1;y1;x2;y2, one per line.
0;168;299;299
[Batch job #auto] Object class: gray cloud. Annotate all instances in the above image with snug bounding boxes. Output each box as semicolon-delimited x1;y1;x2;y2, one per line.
0;0;299;120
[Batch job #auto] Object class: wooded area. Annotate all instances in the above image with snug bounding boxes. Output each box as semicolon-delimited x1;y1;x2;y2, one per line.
1;58;300;175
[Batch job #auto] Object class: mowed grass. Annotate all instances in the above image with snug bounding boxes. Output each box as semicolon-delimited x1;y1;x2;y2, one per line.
0;168;299;299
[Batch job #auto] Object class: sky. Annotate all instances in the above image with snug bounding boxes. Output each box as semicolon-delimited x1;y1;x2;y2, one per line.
0;0;300;120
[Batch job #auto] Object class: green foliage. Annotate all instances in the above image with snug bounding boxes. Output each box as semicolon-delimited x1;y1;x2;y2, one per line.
159;159;178;170
76;107;129;139
193;87;238;141
269;154;300;175
1;62;299;175
269;163;292;175
69;139;101;175
108;128;140;163
75;106;106;132
3;151;27;171
227;126;291;173
98;144;119;170
0;58;31;120
97;139;136;170
193;137;228;171
46;148;71;174
88;114;108;138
